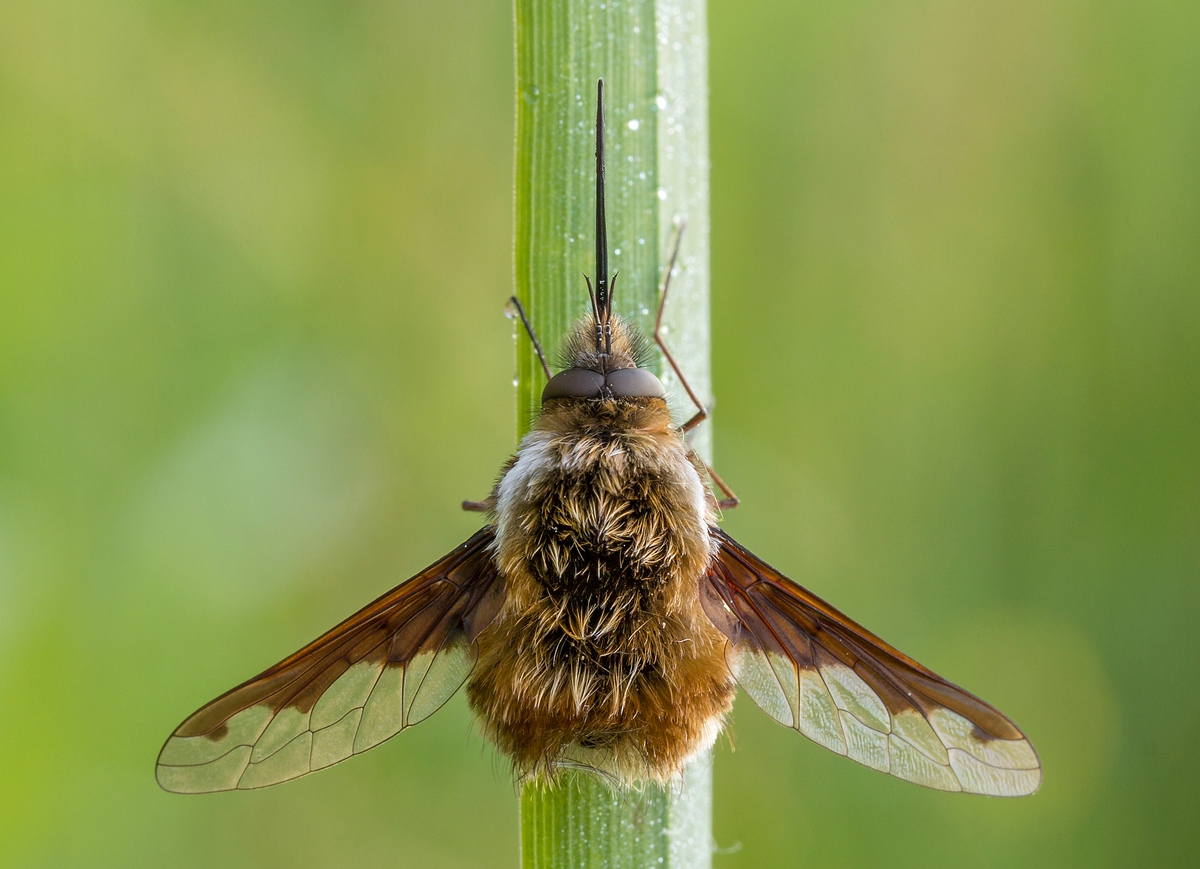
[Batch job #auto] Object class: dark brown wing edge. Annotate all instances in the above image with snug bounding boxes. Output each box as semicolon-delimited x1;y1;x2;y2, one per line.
156;527;504;793
702;527;1041;795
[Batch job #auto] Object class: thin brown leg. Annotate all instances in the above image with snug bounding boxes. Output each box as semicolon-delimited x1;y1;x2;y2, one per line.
656;223;740;509
704;462;739;510
507;296;552;381
463;297;547;512
655;225;708;433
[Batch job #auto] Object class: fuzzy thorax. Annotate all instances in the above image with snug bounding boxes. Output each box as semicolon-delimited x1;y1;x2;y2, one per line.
467;365;735;785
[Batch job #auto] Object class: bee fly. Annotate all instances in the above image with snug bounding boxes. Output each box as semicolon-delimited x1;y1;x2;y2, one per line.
157;80;1041;797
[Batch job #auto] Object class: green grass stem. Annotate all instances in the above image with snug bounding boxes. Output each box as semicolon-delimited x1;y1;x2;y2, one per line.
513;0;713;866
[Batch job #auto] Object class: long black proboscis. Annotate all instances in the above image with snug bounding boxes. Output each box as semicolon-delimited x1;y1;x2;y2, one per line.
594;79;610;350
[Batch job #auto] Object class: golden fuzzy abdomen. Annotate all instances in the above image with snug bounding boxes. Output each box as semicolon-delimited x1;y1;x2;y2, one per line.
467;411;736;783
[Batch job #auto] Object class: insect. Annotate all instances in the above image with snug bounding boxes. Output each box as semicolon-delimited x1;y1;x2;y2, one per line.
157;81;1041;797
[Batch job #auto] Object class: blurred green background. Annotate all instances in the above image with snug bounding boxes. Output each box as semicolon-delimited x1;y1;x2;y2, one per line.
1;0;1196;866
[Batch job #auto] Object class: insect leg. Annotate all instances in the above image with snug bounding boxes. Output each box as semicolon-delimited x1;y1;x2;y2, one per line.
704;462;739;510
461;299;545;513
656;224;740;510
655;226;708;433
507;296;552;380
465;298;545;511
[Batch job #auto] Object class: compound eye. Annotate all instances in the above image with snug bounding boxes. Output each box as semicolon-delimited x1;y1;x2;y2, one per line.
542;368;605;401
605;367;666;399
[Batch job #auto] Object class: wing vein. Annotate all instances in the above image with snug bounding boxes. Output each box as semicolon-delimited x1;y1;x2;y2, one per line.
157;529;503;793
703;527;1041;796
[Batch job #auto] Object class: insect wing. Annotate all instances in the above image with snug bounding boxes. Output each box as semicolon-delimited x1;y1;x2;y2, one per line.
702;529;1041;796
157;528;504;793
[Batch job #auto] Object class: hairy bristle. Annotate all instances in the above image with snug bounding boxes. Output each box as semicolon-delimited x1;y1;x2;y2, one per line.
557;313;654;374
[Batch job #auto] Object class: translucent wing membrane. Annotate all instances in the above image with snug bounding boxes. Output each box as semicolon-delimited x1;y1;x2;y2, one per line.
157;528;503;793
702;529;1041;796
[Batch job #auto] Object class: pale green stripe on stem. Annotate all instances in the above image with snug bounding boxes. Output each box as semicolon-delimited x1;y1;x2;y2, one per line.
520;754;713;869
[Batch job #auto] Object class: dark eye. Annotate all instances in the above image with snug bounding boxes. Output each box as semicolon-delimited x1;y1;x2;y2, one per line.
542;368;605;401
605;367;666;398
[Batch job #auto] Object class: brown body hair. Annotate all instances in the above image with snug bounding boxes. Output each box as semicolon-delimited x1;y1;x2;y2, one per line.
466;317;735;783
